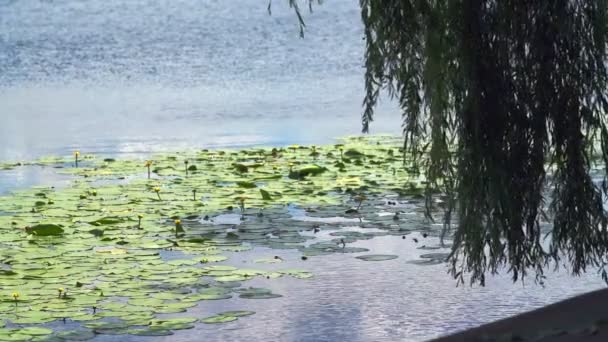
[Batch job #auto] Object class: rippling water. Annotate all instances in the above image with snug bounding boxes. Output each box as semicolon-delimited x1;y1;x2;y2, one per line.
0;1;605;341
95;232;605;342
0;0;401;161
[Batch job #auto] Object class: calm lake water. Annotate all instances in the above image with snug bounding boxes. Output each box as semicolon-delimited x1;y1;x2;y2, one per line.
0;1;605;341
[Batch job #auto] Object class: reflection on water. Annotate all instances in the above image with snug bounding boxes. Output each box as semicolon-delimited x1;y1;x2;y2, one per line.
94;234;605;342
0;165;72;195
0;165;605;342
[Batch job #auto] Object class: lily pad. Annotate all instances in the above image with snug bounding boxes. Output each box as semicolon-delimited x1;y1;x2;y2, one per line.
149;317;197;330
236;181;257;189
221;310;255;317
55;330;96;341
355;254;398;261
201;314;238;324
238;288;282;299
25;224;64;236
420;253;450;260
89;217;125;226
17;327;53;336
407;259;444;266
260;189;272;200
129;328;174;336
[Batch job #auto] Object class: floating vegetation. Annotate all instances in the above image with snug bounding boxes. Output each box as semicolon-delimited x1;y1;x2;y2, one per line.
355;254;399;262
0;135;448;339
201;310;255;324
237;288;283;299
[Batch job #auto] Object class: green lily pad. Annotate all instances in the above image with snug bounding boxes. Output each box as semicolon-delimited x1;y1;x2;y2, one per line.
3;333;34;341
221;310;255;317
260;189;272;200
25;224;64;236
199;255;228;263
355;254;398;261
214;274;251;282
55;330;96;341
237;288;282;299
89;217;125;226
129;328;174;336
236;181;257;189
420;253;450;260
149;317;197;330
201;314;238;324
289;165;327;179
17;327;53;336
407;259;444;266
254;258;282;264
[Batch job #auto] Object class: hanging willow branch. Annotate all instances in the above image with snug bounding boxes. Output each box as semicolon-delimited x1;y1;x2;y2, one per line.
280;0;608;285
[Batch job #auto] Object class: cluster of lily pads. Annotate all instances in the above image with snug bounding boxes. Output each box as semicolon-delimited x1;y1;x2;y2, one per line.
0;135;448;340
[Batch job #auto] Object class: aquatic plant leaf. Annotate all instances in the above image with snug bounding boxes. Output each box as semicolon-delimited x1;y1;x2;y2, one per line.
236;181;257;189
237;288;282;299
25;224;64;236
88;217;125;226
355;254;398;261
17;327;53;336
128;328;173;336
55;330;96;341
260;189;272;200
201;314;238;324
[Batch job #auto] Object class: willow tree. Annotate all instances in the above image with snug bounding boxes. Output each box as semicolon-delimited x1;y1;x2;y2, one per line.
278;0;608;285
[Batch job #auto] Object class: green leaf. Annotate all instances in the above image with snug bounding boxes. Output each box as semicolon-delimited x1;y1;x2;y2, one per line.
25;224;64;236
89;217;124;226
260;189;272;200
355;254;398;261
201;314;238;324
236;181;257;189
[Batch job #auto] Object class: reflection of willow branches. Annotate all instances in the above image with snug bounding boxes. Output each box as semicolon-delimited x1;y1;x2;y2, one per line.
267;0;322;37
275;0;608;286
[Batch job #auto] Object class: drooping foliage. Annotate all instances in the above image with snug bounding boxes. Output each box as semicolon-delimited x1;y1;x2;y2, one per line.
284;0;608;285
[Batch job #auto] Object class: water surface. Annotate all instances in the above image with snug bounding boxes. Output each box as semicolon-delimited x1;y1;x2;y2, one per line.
0;0;401;161
0;1;604;341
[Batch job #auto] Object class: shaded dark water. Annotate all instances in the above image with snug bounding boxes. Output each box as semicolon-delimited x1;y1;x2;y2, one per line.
0;1;604;341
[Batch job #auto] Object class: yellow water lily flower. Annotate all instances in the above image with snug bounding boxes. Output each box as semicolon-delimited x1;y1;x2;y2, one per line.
137;214;144;219
58;288;64;293
11;292;19;300
74;151;80;157
175;219;181;225
153;187;160;193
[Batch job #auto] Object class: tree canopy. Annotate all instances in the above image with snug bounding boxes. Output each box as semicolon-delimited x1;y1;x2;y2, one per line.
279;0;608;285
